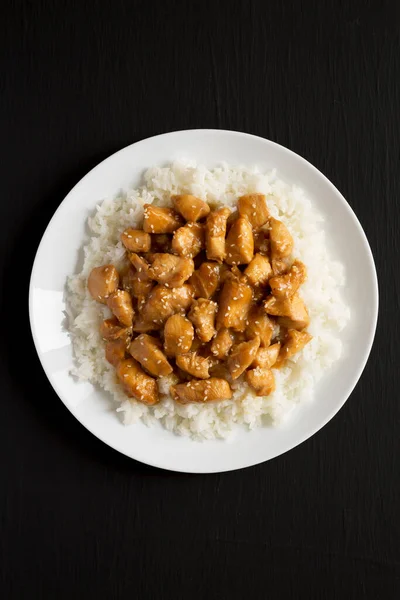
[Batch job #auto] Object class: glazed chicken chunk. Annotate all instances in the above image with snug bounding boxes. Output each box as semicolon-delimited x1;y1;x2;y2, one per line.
163;314;194;357
188;298;217;342
105;338;128;367
245;306;274;347
269;217;293;259
100;317;132;341
264;293;310;330
253;226;270;255
245;367;275;396
148;253;194;287
244;253;273;287
140;284;194;328
189;262;221;299
107;289;134;327
129;334;173;377
251;343;281;369
125;255;154;298
227;336;260;379
269;260;307;299
275;329;312;368
216;278;253;332
143;204;184;234
205;207;231;262
120;228;151;253
172;378;233;404
225;216;254;265
176;351;211;379
238;193;270;229
210;328;234;360
172;194;210;222
88;265;119;303
172;222;204;258
117;358;159;405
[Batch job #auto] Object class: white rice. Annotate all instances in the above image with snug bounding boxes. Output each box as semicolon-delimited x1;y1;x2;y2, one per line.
66;160;350;440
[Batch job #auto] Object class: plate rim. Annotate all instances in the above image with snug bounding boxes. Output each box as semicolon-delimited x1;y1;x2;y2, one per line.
28;129;379;473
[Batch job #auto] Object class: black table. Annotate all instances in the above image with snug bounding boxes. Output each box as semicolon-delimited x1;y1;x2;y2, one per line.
1;2;398;598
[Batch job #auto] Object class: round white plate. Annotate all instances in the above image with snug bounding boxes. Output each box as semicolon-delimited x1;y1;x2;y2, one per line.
29;130;378;473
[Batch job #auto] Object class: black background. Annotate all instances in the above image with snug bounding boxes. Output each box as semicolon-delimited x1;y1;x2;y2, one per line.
1;1;399;598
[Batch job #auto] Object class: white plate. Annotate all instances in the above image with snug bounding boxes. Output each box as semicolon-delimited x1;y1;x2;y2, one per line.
29;130;378;473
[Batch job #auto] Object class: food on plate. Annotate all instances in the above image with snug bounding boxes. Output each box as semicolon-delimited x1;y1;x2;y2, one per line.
86;190;312;406
67;161;349;439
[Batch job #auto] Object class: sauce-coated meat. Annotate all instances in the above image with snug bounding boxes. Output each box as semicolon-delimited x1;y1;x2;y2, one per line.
188;298;217;342
117;358;159;405
148;253;194;287
225;216;254;265
88;265;119;303
143;204;184;234
121;228;151;253
163;314;194;357
216;278;253;332
205;207;231;262
129;334;172;377
238;193;270;229
172;378;232;404
172;194;210;222
172;222;204;258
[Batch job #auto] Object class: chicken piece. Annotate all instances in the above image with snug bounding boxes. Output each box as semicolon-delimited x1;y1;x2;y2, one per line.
225;216;254;265
120;228;151;253
105;338;128;367
251;343;281;369
245;367;275;396
245;306;274;347
88;265;119;304
253;227;270;255
147;253;194;288
117;358;159;405
151;234;173;253
172;378;232;404
264;293;310;330
188;299;217;343
172;194;210;222
216;278;253;332
275;329;312;368
143;204;184;234
227;336;260;380
244;253;272;287
269;217;293;259
210;328;234;360
140;284;194;327
238;193;270;229
129;334;173;377
176;351;211;379
172;222;204;258
127;253;149;273
131;317;158;333
125;255;154;298
99;317;131;341
205;206;231;262
107;289;134;327
189;262;221;299
271;258;290;276
269;260;307;299
163;314;194;357
209;361;230;380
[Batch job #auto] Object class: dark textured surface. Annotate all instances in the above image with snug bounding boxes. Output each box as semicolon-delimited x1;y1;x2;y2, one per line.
1;1;398;598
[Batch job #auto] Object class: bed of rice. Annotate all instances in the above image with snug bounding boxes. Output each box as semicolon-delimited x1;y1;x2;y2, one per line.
66;160;350;440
